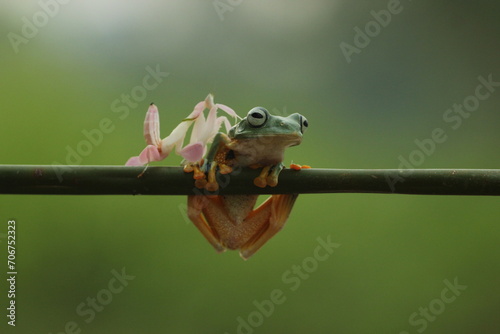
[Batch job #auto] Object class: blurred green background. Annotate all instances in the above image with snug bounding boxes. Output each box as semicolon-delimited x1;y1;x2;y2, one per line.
1;1;499;333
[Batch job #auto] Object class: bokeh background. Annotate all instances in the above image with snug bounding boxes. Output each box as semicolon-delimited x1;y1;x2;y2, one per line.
1;1;499;333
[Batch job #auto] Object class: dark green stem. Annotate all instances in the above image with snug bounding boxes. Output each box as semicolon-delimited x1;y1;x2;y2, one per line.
0;165;499;196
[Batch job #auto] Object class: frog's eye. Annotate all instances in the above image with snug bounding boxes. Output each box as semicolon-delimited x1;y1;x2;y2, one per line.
300;116;308;133
247;107;268;127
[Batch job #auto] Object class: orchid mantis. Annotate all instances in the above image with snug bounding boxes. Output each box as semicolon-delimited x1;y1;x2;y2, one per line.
126;94;239;166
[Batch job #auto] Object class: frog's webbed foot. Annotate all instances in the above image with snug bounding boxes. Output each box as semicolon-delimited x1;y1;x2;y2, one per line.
184;162;209;189
185;160;234;191
253;163;284;188
203;161;233;191
184;161;205;179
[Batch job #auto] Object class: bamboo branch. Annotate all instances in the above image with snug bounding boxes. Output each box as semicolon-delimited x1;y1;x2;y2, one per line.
0;165;499;196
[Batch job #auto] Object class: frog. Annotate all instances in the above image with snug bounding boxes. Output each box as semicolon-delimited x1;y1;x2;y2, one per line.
186;107;308;259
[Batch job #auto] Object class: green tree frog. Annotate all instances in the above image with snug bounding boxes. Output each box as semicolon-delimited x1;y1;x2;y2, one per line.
186;107;308;259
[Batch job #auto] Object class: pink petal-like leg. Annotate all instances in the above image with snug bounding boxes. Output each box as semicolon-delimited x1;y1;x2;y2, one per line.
144;104;161;146
180;142;205;163
125;145;167;166
216;103;239;119
126;104;168;166
125;156;143;166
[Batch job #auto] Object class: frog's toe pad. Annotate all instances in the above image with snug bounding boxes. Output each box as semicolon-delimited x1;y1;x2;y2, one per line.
190;164;206;180
266;175;278;187
253;177;267;188
195;179;208;189
205;181;219;192
193;171;206;180
219;164;233;175
290;163;311;170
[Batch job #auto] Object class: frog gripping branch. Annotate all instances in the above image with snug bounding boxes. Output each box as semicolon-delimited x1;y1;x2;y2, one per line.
126;95;308;259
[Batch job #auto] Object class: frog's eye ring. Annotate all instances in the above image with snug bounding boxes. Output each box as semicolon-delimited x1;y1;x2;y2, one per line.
301;116;309;133
247;107;268;127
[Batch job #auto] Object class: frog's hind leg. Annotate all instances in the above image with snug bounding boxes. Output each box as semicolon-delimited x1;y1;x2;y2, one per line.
187;195;226;253
239;193;299;260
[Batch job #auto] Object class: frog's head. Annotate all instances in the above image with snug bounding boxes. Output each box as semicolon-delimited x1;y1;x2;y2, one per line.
229;107;308;146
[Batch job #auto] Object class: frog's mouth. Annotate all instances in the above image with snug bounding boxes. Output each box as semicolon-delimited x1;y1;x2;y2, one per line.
282;133;303;147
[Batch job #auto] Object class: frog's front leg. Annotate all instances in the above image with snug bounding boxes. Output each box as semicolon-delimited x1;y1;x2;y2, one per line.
189;132;233;191
253;163;284;188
